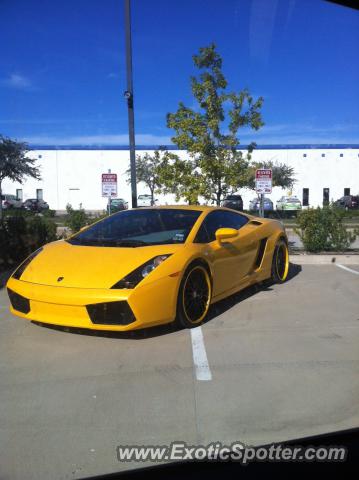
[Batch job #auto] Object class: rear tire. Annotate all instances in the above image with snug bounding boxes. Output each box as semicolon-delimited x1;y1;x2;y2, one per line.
176;263;212;329
271;238;289;283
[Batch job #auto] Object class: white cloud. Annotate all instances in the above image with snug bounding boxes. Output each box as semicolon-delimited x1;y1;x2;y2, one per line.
1;73;32;89
239;122;359;143
107;72;119;79
22;133;172;146
12;123;359;146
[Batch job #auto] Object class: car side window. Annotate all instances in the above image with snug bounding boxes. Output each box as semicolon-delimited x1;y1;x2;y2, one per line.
194;210;249;243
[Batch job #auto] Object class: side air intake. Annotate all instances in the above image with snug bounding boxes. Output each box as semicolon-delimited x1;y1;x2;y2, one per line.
254;238;268;269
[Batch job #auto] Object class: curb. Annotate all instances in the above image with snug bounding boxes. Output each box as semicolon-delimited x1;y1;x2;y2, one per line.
285;227;359;232
290;254;359;265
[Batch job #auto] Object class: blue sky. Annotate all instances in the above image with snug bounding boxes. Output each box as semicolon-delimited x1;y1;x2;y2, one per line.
0;0;358;146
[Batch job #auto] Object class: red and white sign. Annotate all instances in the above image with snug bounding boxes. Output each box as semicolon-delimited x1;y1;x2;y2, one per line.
255;169;272;194
102;173;117;197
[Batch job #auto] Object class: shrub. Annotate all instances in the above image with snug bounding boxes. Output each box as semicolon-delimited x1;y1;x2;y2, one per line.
0;214;58;269
295;206;357;252
26;215;57;250
42;208;56;218
0;216;27;267
64;204;89;233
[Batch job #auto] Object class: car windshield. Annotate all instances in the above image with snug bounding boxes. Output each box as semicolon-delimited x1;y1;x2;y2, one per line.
67;208;201;247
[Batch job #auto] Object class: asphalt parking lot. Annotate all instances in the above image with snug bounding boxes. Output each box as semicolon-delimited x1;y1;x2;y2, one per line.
1;262;359;479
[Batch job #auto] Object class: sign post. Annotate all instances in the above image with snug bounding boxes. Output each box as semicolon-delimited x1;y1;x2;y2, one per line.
102;172;117;215
255;169;272;218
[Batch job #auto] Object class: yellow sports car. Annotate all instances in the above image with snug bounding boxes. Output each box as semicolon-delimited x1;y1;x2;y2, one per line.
7;206;289;331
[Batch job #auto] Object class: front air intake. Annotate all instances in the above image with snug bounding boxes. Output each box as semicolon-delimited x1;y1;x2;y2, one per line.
7;289;31;314
86;301;136;325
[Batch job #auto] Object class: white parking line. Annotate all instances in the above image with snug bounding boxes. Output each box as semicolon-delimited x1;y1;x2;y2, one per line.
190;326;212;381
336;264;359;276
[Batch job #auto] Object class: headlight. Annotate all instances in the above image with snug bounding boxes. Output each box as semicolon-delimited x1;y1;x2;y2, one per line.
111;254;172;289
12;247;43;280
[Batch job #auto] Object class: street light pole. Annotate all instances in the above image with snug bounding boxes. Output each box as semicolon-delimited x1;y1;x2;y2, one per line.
124;0;137;208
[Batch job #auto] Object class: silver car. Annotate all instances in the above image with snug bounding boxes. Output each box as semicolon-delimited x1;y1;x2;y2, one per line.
1;194;22;209
249;197;273;211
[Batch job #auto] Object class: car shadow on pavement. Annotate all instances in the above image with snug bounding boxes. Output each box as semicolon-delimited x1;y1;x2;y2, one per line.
30;263;302;340
204;262;302;325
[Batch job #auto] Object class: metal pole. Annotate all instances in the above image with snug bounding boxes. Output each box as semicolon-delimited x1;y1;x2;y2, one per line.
124;0;137;208
108;169;111;215
259;193;264;218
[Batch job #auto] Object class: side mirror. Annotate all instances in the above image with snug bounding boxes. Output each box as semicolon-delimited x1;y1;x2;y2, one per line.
215;227;238;243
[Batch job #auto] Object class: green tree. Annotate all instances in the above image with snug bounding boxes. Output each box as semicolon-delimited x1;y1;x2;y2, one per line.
127;150;173;205
157;153;201;204
0;135;41;219
165;43;264;205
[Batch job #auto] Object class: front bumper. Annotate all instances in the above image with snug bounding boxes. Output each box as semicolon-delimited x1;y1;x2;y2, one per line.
6;274;179;331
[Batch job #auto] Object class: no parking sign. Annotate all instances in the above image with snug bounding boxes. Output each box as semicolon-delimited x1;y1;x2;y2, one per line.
102;173;117;197
255;169;272;194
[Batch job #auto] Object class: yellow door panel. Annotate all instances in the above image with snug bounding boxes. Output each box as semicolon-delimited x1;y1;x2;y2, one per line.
209;225;259;297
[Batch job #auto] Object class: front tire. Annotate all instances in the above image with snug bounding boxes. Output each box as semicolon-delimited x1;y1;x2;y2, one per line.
176;263;212;328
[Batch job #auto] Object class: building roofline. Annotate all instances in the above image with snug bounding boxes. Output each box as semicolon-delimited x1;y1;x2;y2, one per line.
28;144;359;151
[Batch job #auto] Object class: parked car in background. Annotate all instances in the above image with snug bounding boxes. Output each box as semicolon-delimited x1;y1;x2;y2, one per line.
1;194;22;209
276;196;302;211
107;198;128;214
137;194;154;207
249;197;273;212
221;194;243;211
22;198;49;212
334;195;359;210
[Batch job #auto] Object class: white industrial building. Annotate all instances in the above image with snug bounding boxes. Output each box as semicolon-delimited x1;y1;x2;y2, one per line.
2;145;359;211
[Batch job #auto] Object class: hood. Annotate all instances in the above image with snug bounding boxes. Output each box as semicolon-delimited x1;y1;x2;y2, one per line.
19;240;182;289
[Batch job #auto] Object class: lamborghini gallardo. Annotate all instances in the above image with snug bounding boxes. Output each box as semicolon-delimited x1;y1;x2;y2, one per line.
7;206;289;331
